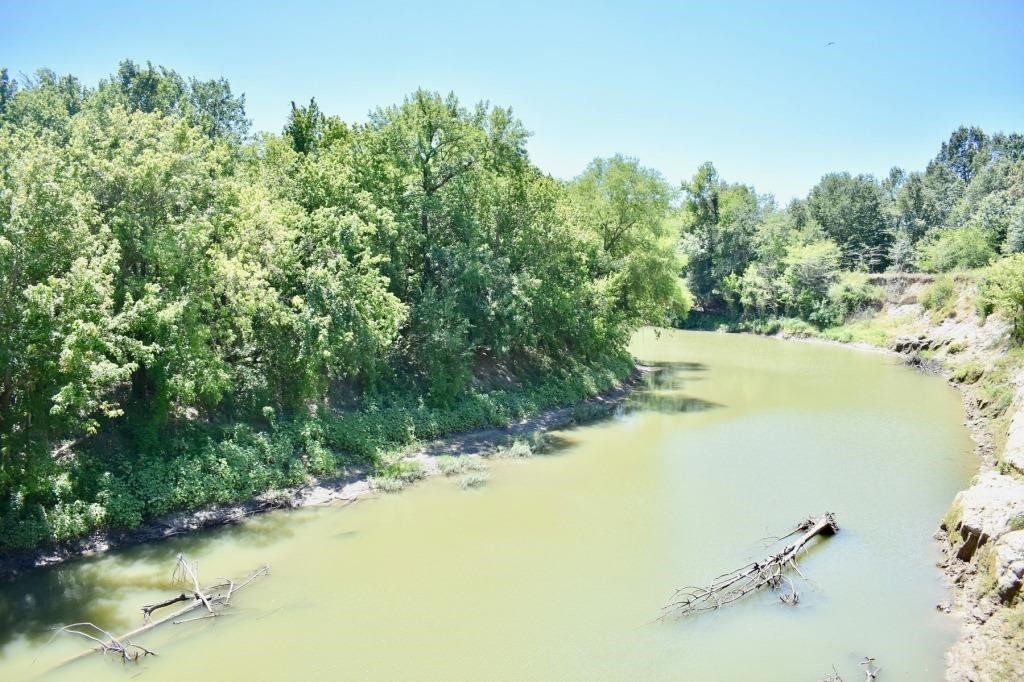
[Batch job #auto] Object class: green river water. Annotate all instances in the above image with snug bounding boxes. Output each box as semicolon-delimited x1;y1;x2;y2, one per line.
0;330;976;680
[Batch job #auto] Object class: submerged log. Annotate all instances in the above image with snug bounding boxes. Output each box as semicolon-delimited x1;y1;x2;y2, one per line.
662;512;839;619
54;554;269;666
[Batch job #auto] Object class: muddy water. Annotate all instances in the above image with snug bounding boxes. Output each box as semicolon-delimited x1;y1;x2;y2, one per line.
0;330;975;680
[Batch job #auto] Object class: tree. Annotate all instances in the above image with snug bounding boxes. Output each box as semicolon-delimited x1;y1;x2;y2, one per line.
571;155;690;326
679;163;763;306
806;172;891;271
284;98;346;154
187;77;250;141
937;126;990;184
0;68;15;117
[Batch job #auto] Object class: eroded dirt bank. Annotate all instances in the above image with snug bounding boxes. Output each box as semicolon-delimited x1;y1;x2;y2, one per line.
785;274;1024;681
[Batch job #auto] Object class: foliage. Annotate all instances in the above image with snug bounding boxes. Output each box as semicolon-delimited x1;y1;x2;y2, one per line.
978;255;1024;339
678;125;1023;331
437;455;487;476
0;62;682;551
920;276;958;321
916;226;998;272
826;272;885;321
458;472;490;489
679;163;764;307
806;172;891;271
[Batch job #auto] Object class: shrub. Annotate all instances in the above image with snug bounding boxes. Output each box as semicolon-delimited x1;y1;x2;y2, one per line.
779;240;842;320
946;339;968;354
951;360;985;384
458;472;490;489
978;254;1024;339
437;455;487;476
827;272;885;321
916;226;998;273
919;276;958;321
368;475;407;493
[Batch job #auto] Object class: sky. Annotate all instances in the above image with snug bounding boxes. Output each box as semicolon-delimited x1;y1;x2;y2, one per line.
4;0;1023;202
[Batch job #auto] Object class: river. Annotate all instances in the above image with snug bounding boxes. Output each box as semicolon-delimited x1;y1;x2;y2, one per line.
0;329;976;680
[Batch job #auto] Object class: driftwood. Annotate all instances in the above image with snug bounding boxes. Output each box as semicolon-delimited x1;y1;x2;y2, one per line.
662;512;839;619
822;657;881;681
53;554;269;665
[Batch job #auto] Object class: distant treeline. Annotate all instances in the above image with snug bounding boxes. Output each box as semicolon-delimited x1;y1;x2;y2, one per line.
676;126;1024;326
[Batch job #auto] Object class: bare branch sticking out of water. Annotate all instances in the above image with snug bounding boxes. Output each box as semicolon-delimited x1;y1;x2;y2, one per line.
661;512;839;619
53;557;269;667
50;622;155;663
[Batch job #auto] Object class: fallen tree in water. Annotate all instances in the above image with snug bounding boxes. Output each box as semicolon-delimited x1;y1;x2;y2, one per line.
53;554;269;665
662;512;839;618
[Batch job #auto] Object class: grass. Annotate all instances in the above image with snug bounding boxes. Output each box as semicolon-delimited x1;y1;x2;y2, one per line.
437;455;488;476
682;309;914;349
458;472;490;489
920;276;958;323
1;354;634;552
974;352;1019;419
818;313;916;347
369;459;426;493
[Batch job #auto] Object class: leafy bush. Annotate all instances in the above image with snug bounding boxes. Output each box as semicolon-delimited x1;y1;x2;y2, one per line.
916;226;998;272
919;276;958;321
951;360;985;384
0;355;631;551
826;272;885;321
978;254;1024;339
458;472;490;489
437;455;487;476
779;240;842;321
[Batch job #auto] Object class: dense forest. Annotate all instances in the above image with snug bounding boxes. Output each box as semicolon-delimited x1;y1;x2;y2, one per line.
0;62;688;549
1;61;1022;551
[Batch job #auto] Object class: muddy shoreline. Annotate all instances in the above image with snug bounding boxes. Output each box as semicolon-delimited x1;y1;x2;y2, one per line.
0;368;648;581
766;281;1023;681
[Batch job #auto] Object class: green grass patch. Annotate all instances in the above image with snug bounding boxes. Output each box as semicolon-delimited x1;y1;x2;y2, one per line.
458;472;490;489
437;455;488;476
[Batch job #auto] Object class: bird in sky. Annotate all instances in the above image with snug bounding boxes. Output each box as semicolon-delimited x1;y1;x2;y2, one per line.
826;41;836;46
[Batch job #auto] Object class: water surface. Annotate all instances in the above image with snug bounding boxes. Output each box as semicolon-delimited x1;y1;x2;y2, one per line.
0;330;975;680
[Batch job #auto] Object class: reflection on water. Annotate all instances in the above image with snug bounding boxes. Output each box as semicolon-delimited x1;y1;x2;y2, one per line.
0;329;976;681
626;362;721;415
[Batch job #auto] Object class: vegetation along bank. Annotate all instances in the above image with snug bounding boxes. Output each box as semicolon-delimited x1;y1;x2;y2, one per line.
675;130;1024;677
3;61;1024;678
0;62;688;564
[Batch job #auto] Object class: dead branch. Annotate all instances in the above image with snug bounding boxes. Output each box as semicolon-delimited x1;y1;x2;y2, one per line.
822;665;844;682
51;622;155;663
661;512;838;619
174;554;214;614
860;656;880;680
141;593;192;622
54;558;269;668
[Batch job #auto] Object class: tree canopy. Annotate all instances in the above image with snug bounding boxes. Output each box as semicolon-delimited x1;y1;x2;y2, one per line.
0;63;691;548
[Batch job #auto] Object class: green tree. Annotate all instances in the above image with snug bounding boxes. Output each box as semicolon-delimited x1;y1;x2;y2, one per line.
679;163;762;306
937;126;990;184
806;172;891;271
571;155;690;327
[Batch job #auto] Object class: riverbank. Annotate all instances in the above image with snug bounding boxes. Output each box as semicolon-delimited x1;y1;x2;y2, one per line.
0;364;647;579
689;273;1024;681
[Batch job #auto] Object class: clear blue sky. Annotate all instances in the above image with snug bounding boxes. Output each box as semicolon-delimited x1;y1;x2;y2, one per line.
4;0;1023;202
